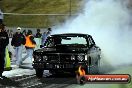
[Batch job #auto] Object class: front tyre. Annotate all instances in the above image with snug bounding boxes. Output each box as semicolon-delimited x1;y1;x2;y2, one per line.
35;69;44;78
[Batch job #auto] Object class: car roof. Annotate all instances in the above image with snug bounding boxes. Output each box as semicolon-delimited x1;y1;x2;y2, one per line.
50;33;90;37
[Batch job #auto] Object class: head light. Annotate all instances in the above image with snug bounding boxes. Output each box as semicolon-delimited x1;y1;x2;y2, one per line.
34;55;41;61
71;55;75;60
85;55;87;60
43;56;48;61
77;55;84;61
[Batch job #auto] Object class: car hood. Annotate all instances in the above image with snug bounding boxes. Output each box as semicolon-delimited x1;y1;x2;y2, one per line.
34;44;88;53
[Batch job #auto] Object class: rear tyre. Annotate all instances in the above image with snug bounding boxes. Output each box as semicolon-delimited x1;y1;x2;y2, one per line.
95;55;101;74
35;69;44;78
87;55;101;74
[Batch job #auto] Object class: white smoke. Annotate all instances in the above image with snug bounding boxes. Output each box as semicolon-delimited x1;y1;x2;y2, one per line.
52;0;132;66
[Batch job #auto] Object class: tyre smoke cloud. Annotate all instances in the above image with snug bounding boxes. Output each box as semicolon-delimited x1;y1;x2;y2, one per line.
52;0;132;66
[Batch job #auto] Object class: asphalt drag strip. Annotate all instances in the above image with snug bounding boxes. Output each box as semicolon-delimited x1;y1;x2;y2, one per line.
24;73;77;88
0;72;77;88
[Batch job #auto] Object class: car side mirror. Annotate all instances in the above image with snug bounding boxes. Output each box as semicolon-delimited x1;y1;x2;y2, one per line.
40;45;44;48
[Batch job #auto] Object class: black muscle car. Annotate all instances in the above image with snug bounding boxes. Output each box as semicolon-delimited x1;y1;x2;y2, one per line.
33;33;101;78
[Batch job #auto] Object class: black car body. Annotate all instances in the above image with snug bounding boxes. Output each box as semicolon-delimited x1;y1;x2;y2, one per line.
33;33;101;77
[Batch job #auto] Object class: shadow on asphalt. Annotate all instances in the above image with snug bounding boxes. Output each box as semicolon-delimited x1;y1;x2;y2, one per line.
0;76;21;87
39;73;77;84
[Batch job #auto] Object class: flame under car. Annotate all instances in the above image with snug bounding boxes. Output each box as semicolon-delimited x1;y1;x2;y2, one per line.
33;33;101;78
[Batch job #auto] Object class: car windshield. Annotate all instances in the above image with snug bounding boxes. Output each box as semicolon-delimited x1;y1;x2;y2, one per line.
45;36;87;47
61;37;87;44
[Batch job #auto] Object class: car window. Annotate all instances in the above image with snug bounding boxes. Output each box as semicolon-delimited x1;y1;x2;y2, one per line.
44;36;87;47
61;37;87;44
88;36;95;47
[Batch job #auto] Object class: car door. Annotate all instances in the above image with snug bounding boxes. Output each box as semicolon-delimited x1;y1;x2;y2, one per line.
87;35;100;66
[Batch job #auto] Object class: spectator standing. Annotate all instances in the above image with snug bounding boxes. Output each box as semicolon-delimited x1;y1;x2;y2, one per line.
21;30;36;64
41;31;47;45
0;24;9;77
11;27;26;67
41;28;52;45
35;29;42;50
35;29;42;38
47;27;52;36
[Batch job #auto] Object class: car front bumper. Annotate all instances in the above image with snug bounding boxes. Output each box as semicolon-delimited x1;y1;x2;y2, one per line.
32;61;88;70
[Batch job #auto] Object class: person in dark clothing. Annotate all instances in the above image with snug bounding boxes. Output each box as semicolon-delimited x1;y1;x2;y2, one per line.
11;27;26;47
0;24;9;77
35;29;41;49
11;27;26;67
21;30;36;64
35;29;42;38
47;27;52;36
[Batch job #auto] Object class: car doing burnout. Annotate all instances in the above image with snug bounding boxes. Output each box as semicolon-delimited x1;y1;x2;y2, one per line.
33;33;101;78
